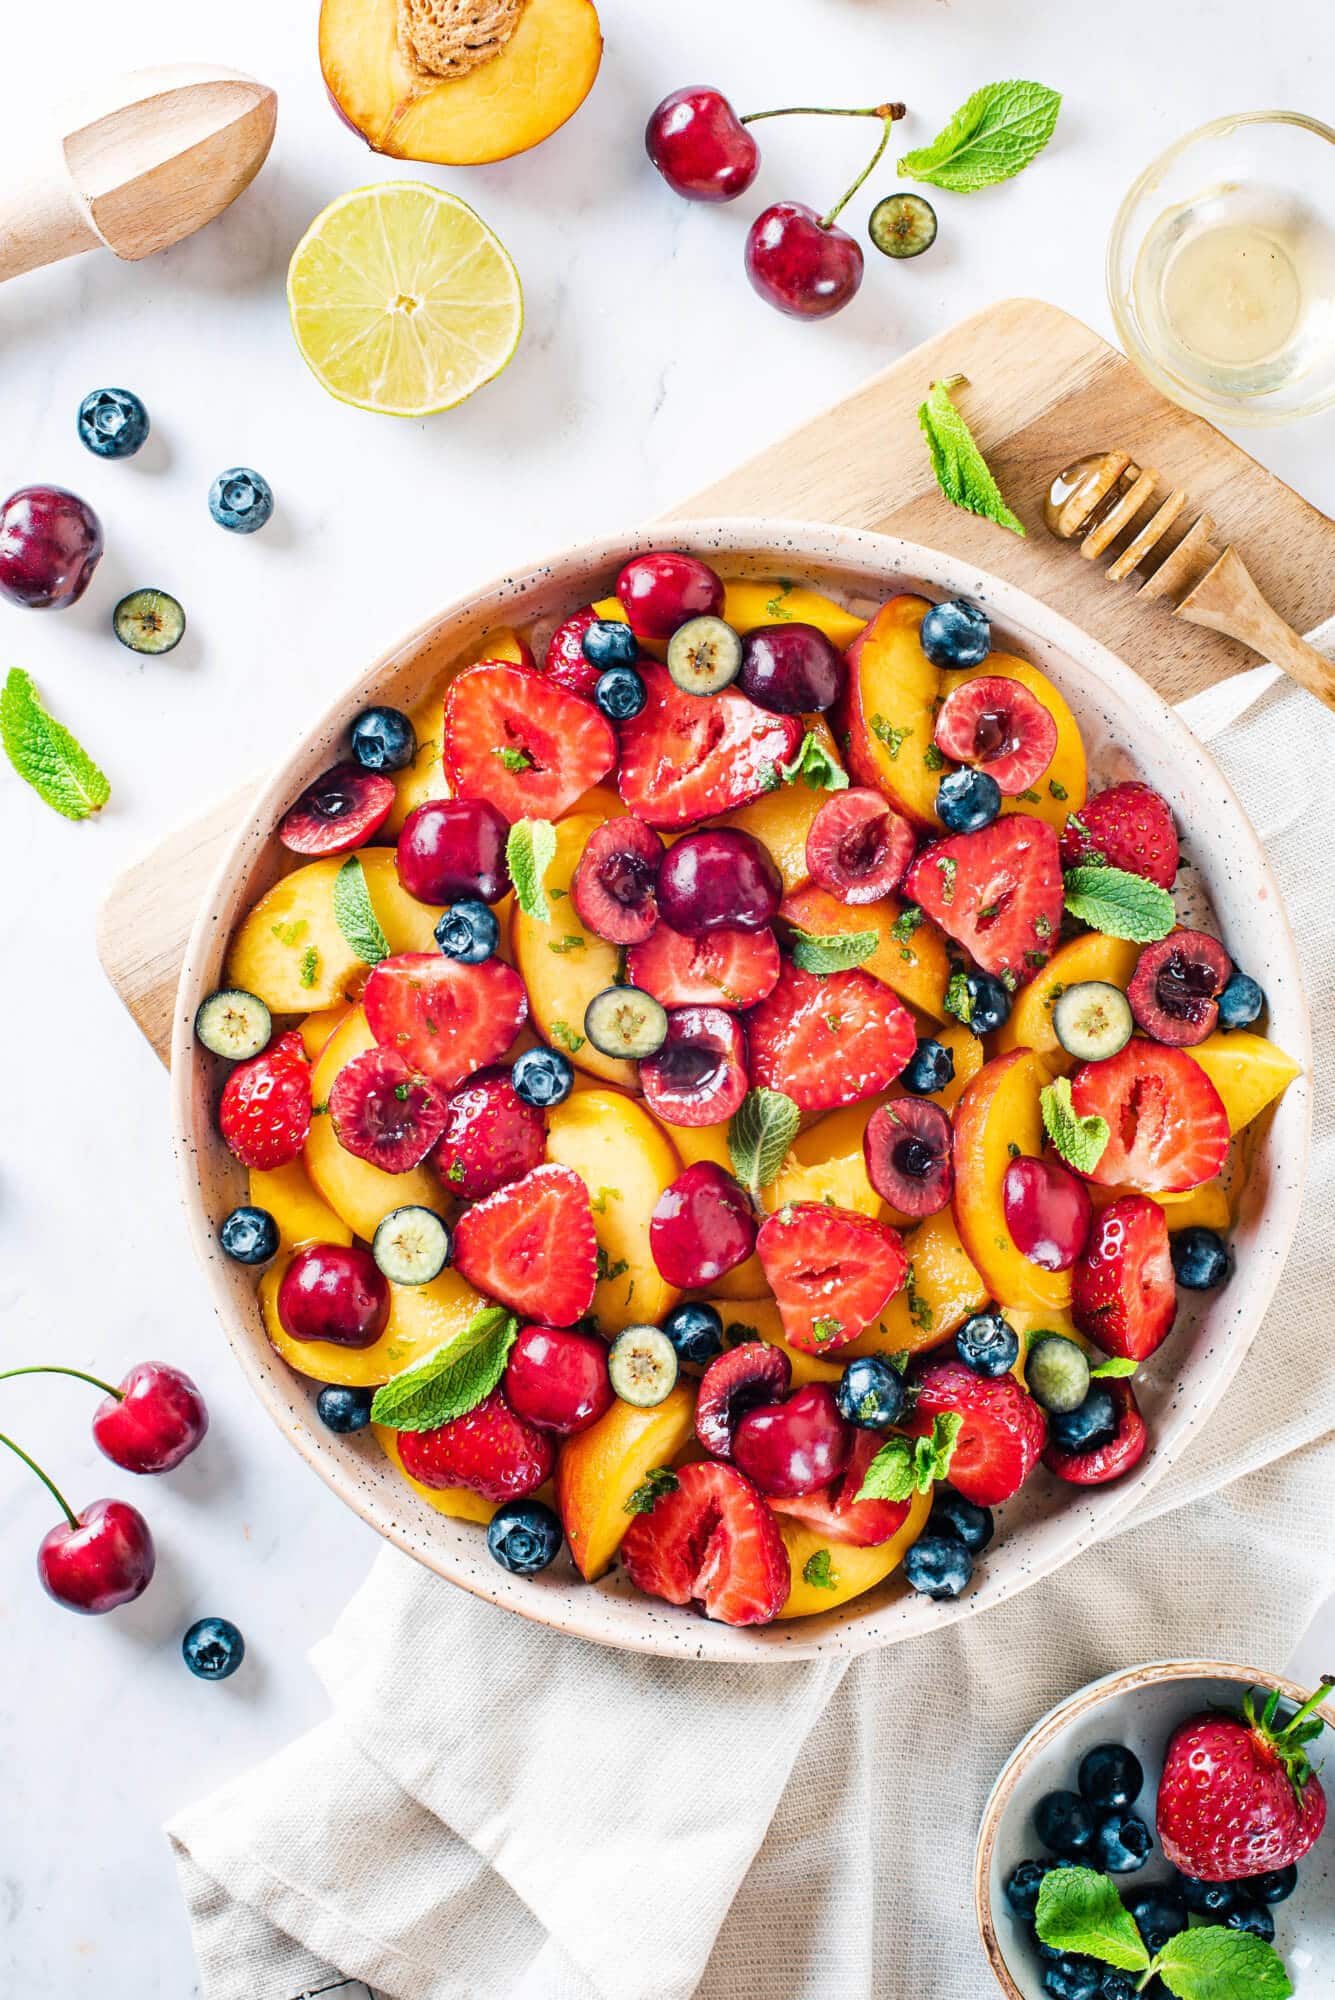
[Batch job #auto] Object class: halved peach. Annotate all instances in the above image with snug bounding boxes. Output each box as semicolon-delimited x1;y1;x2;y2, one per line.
320;0;602;167
226;856;366;1012
248;1160;351;1254
511;813;635;1088
555;1381;696;1579
1186;1031;1301;1134
996;933;1141;1073
305;1007;440;1239
723;580;867;649
776;1485;931;1618
838;596;943;832
718;770;831;895
374;1425;498;1523
939;652;1088;828
953;1048;1071;1313
665;1122;769;1298
780;882;950;1020
545;1087;680;1333
839;1204;988;1358
384;627;528;837
259;1257;481;1388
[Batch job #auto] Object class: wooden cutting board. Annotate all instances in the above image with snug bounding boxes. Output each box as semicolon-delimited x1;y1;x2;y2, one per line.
98;296;1334;1062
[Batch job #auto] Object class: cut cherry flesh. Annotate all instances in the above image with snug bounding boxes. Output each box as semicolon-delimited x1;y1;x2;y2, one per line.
397;796;512;905
731;1383;852;1498
738;623;845;713
639;1005;749;1127
504;1325;613;1436
862;1098;954;1218
278;763;395;856
571;815;664;944
745;202;864;319
1127;930;1232;1047
695;1341;792;1459
277;1242;390;1348
1003;1155;1093;1271
327;1047;446;1174
932;676;1059;796
616;551;724;641
645;86;760;202
656;828;782;936
805;788;915;904
627;918;781;1009
649;1159;757;1288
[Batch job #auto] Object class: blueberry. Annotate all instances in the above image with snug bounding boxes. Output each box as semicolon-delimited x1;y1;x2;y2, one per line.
1123;1887;1188;1952
662;1301;725;1366
487;1499;564;1575
1217;970;1265;1030
1171;1226;1232;1290
1041;1955;1101;2000
350;705;417;774
901;1036;955;1096
1026;1335;1092;1415
182;1616;246;1681
1003;1858;1050;1919
1226;1899;1275;1941
964;971;1012;1035
920;598;991;671
1049;1386;1118;1454
928;1487;994;1553
1249;1864;1298;1904
595;666;647;721
1095;1811;1153;1874
1099;1975;1138;2000
209;467;273;533
1035;1789;1095;1857
316;1384;375;1434
582;620;640;669
836;1355;905;1430
1176;1871;1236;1916
512;1046;574;1109
955;1309;1020;1377
902;1534;973;1600
219;1204;279;1265
937;766;1002;834
435;900;500;963
77;386;150;459
1078;1743;1144;1812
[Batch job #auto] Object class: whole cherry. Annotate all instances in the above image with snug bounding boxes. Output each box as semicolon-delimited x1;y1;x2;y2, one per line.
0;1433;155;1615
743;100;904;320
0;486;104;608
645;87;759;202
0;1361;209;1474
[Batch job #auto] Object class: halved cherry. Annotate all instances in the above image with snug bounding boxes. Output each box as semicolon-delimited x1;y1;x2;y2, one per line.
278;762;395;856
932;676;1059;796
1127;930;1232;1047
626;919;781;1008
617;665;803;830
570;815;664;944
649;1160;756;1288
363;951;527;1091
695;1341;793;1459
805;788;916;904
1003;1155;1093;1271
863;1099;954;1218
757;1202;909;1353
731;1383;852;1498
1042;1380;1148;1486
327;1047;447;1173
443;661;616;822
639;1005;748;1127
620;1459;791;1626
769;1429;911;1546
543;605;603;699
1069;1041;1230;1192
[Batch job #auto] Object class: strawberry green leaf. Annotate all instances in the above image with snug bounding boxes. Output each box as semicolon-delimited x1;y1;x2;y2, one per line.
332;855;390;965
370;1305;517;1431
1063;864;1175;943
507;817;557;922
1040;1075;1110;1175
918;378;1025;537
0;668;110;820
1153;1924;1293;2000
728;1088;800;1197
778;731;850;794
898;80;1062;193
1035;1867;1150;1973
624;1466;679;1516
788;928;879;975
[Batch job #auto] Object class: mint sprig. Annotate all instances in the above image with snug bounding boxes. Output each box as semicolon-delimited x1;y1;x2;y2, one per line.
857;1413;962;1501
788;927;878;975
728;1088;800;1197
1156;1926;1293;2000
0;668;110;820
370;1305;518;1431
507;818;557;922
777;731;850;793
898;80;1062;192
1040;1075;1109;1174
1090;1355;1138;1379
1035;1867;1293;1999
1064;863;1175;943
918;377;1025;536
332;855;389;965
1035;1868;1149;1973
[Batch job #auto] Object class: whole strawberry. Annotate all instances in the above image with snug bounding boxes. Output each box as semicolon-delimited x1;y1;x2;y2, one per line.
1158;1677;1332;1881
219;1030;312;1170
397;1389;554;1504
1060;781;1179;889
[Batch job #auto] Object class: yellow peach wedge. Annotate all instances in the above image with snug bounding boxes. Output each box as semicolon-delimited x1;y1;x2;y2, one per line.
305;1008;440;1239
556;1381;696;1580
776;1486;932;1618
953;1049;1071;1314
780;882;950;1021
259;1258;483;1389
544;1088;680;1334
384;627;528;836
997;933;1141;1074
374;1426;498;1524
939;653;1088;829
248;1160;351;1254
1186;1031;1302;1135
1091;1177;1232;1234
840;595;943;832
763;1102;882;1220
298;1003;352;1063
718;776;829;897
226;857;366;1013
722;579;866;649
511;814;635;1090
840;1204;988;1359
888;1022;984;1114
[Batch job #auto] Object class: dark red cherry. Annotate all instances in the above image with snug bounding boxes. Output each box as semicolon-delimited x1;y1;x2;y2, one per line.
1003;1156;1094;1272
645;86;760;202
504;1325;613;1436
277;1243;390;1348
616;551;724;641
639;1006;749;1128
863;1099;954;1218
656;828;782;936
279;763;395;856
649;1159;757;1287
695;1341;791;1458
571;815;664;944
738;623;845;713
805;789;916;905
1127;930;1232;1048
731;1383;852;1498
397;796;512;905
38;1499;155;1615
91;1363;209;1475
745;203;864;319
0;485;104;608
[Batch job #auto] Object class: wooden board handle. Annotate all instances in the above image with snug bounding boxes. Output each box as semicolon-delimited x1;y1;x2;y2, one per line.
0;161;98;283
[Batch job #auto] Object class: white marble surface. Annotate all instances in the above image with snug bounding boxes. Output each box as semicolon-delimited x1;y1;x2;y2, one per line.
0;2;1331;1993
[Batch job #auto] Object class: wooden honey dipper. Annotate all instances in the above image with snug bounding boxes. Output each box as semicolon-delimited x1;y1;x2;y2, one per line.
1044;450;1335;713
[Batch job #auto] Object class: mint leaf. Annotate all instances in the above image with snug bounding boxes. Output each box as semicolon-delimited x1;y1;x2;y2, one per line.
299;945;320;988
1035;1867;1150;1973
1040;1075;1109;1174
1154;1924;1292;2000
857;1415;962;1501
494;745;533;773
507;818;557;922
0;668;110;820
624;1466;679;1516
370;1306;517;1431
1090;1355;1138;1379
890;905;923;945
944;968;974;1025
802;1548;837;1590
549;1019;585;1053
898;80;1062;192
778;731;850;793
788;927;878;974
728;1088;800;1197
271;918;307;948
918;378;1025;536
1064;863;1175;943
332;854;389;965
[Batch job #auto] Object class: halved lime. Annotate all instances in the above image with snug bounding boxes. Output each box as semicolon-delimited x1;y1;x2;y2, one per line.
287;183;523;417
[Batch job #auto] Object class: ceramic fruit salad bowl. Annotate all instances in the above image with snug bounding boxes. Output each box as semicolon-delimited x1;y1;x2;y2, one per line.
174;523;1309;1661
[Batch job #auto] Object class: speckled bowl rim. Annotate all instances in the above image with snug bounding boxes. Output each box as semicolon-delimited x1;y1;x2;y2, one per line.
171;520;1312;1662
974;1658;1335;1996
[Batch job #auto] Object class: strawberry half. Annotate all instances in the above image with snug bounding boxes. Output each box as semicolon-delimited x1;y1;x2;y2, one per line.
1060;780;1179;889
617;664;803;830
904;815;1064;988
452;1163;597;1326
746;958;915;1112
932;675;1059;797
769;1430;911;1547
905;1360;1046;1507
1157;1681;1331;1880
327;1047;447;1174
1070;1040;1230;1192
757;1202;909;1353
444;661;616;823
1071;1195;1176;1361
1043;1379;1149;1486
219;1030;312;1170
433;1066;545;1201
620;1460;791;1626
627;919;781;1009
363;952;527;1092
397;1388;554;1504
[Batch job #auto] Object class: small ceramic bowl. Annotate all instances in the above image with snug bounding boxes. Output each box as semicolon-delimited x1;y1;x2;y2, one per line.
976;1659;1335;1997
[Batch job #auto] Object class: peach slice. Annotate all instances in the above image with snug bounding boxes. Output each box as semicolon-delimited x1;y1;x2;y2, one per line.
665;1122;769;1298
722;580;867;649
1091;1176;1232;1233
259;1257;482;1388
226;856;366;1013
298;1004;352;1063
839;1204;988;1359
939;652;1088;829
511;812;636;1090
320;0;602;167
953;1048;1071;1314
384;627;528;837
248;1160;351;1254
780;882;950;1021
556;1381;696;1579
544;1088;680;1334
776;1486;931;1618
717;766;831;896
996;933;1141;1074
1186;1031;1301;1134
762;1101;882;1220
698;1299;843;1389
305;1007;440;1239
838;595;943;832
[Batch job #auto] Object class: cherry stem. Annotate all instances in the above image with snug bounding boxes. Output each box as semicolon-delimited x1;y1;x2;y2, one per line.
819;108;900;231
0;1431;78;1530
0;1364;121;1400
740;101;906;126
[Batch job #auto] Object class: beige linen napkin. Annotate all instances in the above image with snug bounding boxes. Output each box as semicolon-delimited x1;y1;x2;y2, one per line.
170;645;1335;2000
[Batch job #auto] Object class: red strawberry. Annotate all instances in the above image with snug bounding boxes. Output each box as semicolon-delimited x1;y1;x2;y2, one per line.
433;1066;545;1200
769;1429;911;1547
1060;780;1179;889
627;918;781;1008
1071;1196;1176;1361
219;1030;311;1170
746;958;915;1112
543;604;603;699
443;661;616;823
1070;1040;1230;1192
620;1460;791;1626
932;676;1059;797
363;952;527;1092
617;664;803;830
278;763;395;856
1157;1679;1333;1881
904;815;1064;988
327;1047;447;1173
452;1163;597;1326
1043;1379;1149;1485
397;1389;554;1504
756;1202;909;1353
905;1361;1046;1506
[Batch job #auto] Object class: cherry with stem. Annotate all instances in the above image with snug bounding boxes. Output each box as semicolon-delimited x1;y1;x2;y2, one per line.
0;1360;209;1474
0;1430;156;1615
744;104;905;319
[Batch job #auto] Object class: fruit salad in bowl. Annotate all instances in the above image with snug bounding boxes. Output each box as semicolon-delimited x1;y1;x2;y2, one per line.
174;524;1309;1659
